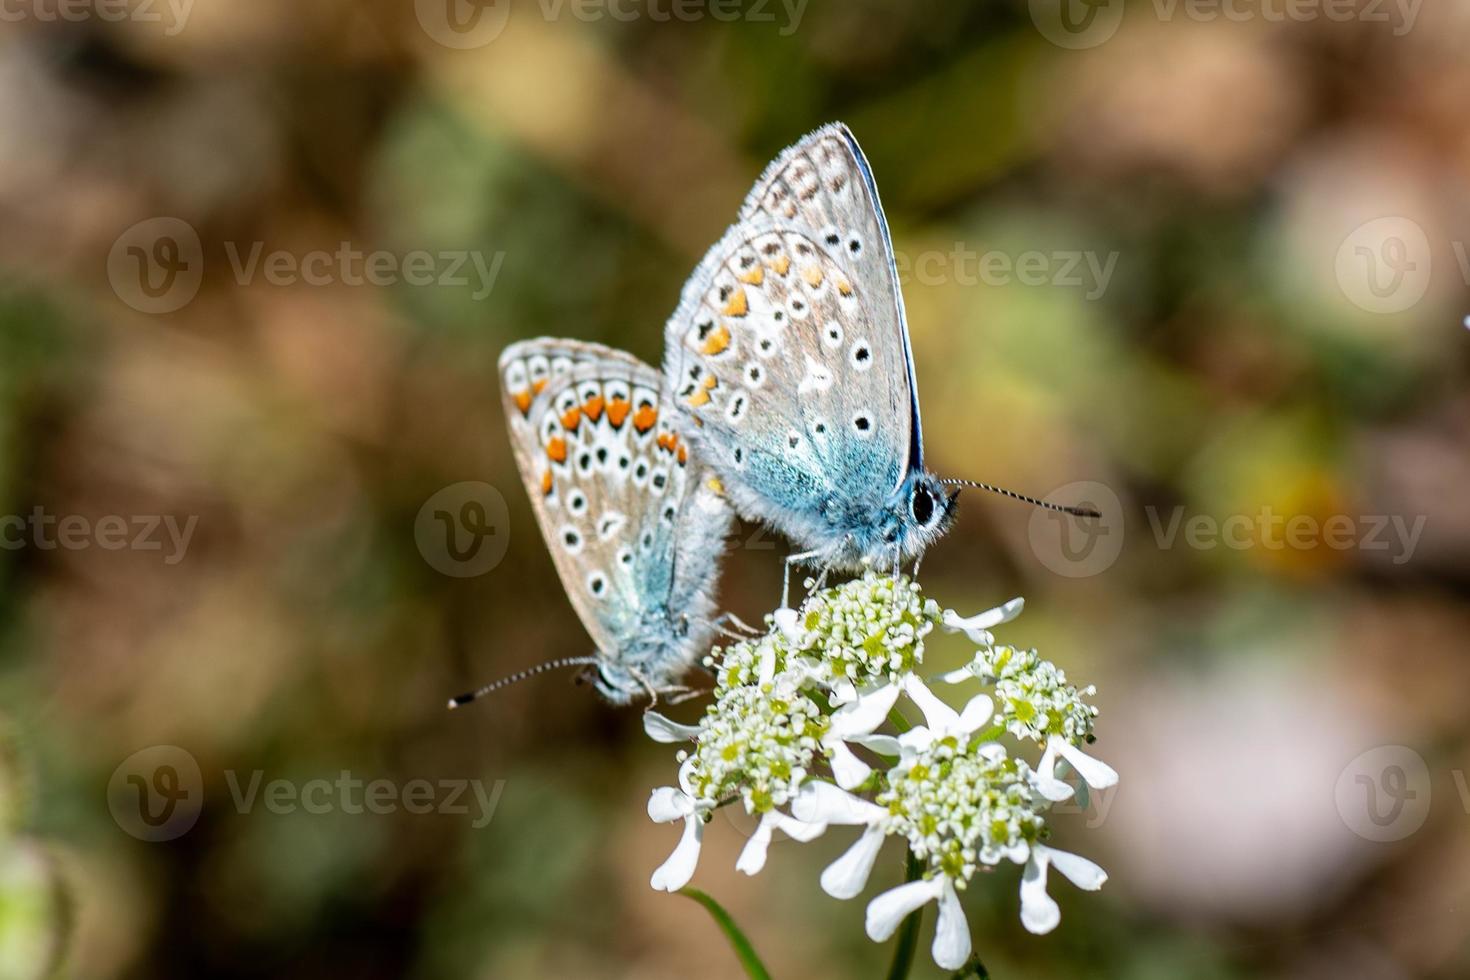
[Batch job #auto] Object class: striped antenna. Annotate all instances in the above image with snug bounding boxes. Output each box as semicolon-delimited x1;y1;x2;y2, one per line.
447;656;600;710
940;479;1102;519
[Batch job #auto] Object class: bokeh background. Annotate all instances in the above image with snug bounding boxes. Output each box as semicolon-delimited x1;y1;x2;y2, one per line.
1;1;1469;977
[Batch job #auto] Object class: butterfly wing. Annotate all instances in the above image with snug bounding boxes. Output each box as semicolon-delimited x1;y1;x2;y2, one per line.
500;338;731;679
662;124;917;553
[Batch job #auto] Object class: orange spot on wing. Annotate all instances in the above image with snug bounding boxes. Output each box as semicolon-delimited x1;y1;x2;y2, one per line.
513;390;532;415
837;279;853;297
702;374;717;389
701;324;731;356
583;395;604;421
687;388;711;408
803;265;824;287
532;378;548;394
561;407;582;431
633;405;658;432
546;436;568;463
607;397;631;428
540;470;554;496
657;433;676;452
721;289;748;318
737;265;764;285
677;444;688;466
769;254;791;276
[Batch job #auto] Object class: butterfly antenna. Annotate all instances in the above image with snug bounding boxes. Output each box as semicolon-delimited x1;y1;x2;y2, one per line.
941;479;1102;519
447;656;601;710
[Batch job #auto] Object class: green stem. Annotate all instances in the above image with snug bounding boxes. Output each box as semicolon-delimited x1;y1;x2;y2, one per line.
883;847;925;980
678;888;774;980
949;954;991;979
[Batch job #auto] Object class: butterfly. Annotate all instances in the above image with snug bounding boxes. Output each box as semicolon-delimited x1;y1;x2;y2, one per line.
472;338;735;705
661;123;1094;595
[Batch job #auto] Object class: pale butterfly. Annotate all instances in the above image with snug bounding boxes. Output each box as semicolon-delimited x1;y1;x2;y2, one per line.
662;123;1096;599
449;338;735;707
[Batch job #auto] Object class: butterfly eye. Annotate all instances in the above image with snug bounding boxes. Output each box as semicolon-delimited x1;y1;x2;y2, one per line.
912;487;935;526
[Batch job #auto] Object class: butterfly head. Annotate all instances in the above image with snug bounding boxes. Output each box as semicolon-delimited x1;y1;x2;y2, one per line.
874;470;959;564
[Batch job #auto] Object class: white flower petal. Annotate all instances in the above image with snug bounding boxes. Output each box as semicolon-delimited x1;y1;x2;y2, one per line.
758;643;777;685
937;664;976;685
1019;850;1060;934
650;815;703;892
932;877;972;970
897;726;936;756
1058;738;1119;790
770;811;827;842
820;825;886;899
773;607;802;642
902;674;959;733
830;683;901;737
648;787;694;823
736;814;777;876
956;693;994;734
866;877;943;942
1035;775;1076;802
643;712;699;744
943;597;1023;643
851;733;902;757
827;677;858;705
829;740;873;791
792;781;886;825
1042;844;1108;891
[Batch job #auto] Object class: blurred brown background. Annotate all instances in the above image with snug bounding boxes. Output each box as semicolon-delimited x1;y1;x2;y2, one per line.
1;1;1469;977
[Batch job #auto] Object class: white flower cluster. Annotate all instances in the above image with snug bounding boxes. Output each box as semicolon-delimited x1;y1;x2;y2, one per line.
645;574;1118;970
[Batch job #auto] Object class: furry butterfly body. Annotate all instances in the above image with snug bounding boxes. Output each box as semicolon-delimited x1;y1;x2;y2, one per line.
499;338;732;702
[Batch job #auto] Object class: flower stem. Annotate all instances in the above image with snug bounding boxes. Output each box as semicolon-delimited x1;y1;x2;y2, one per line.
883;846;925;980
949;954;991;978
678;888;774;980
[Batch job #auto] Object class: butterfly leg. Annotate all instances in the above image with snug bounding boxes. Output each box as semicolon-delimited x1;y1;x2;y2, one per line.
628;665;660;709
660;686;708;706
782;548;824;610
712;611;762;637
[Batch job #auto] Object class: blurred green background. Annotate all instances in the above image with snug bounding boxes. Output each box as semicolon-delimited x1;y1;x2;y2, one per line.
1;1;1468;977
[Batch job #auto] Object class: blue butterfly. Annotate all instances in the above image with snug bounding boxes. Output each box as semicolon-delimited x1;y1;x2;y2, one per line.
463;339;734;705
662;124;1093;597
